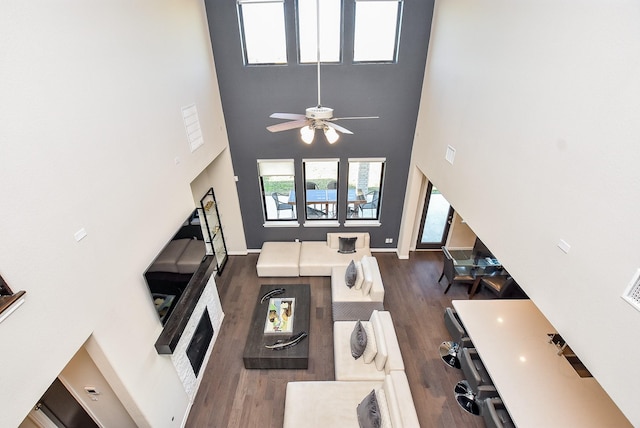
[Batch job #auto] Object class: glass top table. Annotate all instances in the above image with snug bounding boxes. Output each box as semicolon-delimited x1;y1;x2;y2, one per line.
446;249;503;298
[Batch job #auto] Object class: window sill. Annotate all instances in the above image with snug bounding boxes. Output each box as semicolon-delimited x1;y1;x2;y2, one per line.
303;220;340;228
263;221;301;228
344;220;381;227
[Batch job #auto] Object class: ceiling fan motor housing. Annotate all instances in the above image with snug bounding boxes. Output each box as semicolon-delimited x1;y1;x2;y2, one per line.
306;106;334;120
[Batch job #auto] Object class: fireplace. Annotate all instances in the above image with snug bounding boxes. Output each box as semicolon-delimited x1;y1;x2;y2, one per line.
186;308;214;377
169;273;223;400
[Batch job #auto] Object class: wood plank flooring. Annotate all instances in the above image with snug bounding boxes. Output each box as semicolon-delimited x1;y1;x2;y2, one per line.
186;251;493;428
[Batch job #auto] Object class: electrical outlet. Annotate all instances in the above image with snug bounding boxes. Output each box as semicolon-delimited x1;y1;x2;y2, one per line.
385;238;393;244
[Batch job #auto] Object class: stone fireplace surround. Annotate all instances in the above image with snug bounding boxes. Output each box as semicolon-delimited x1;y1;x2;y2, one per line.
155;256;224;401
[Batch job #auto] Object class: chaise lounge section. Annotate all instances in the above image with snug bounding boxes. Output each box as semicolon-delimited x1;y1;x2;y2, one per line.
283;370;420;428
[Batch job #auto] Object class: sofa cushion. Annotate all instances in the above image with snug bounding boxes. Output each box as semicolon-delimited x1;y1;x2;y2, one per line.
299;241;371;276
384;371;420;428
357;389;381;428
345;260;357;288
327;232;369;250
256;241;301;277
361;256;375;295
370;311;389;372
362;321;377;364
283;380;383;428
334;321;386;381
355;261;365;289
351;320;367;359
375;387;393;428
338;236;357;254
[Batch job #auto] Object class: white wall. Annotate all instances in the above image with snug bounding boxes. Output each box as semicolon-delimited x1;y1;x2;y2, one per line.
0;1;236;426
59;346;136;428
406;0;640;424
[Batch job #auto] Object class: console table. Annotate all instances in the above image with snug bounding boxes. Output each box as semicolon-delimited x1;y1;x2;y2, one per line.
453;299;631;427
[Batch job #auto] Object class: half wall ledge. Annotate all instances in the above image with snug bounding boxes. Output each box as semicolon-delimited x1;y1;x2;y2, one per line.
0;290;26;324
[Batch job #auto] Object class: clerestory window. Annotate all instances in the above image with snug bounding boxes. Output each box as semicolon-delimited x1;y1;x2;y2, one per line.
297;0;342;63
237;0;288;65
238;0;403;65
353;0;403;63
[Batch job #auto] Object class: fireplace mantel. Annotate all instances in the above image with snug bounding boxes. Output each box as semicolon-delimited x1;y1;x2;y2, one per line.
154;255;217;354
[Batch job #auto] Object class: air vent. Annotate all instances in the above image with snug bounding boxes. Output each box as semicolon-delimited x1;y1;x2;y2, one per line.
621;268;640;312
181;103;204;153
445;145;456;164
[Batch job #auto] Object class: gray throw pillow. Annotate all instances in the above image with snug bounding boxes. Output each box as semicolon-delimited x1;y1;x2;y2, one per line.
345;260;357;288
350;320;367;359
338;236;357;254
356;389;381;428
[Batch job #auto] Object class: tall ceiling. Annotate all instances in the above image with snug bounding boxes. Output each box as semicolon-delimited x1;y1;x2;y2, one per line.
203;0;435;248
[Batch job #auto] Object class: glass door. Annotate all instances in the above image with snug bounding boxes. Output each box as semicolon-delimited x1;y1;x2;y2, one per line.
417;182;454;249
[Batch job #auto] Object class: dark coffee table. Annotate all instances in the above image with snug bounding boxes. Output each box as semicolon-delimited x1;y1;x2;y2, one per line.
243;284;310;369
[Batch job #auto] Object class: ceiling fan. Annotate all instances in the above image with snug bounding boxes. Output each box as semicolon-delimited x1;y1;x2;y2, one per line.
266;0;378;144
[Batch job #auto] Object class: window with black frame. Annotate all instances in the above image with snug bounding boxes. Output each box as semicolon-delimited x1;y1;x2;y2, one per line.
303;159;339;220
346;158;384;220
237;0;287;65
258;159;297;221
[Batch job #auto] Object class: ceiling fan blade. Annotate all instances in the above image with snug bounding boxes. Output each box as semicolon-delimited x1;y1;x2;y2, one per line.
331;116;380;121
267;119;309;133
270;113;307;120
325;121;353;135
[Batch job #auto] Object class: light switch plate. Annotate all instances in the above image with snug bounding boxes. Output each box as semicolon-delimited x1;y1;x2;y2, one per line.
557;239;571;254
74;228;87;242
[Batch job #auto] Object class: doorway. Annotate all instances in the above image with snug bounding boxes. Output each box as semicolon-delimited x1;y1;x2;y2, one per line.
37;378;99;428
19;341;137;428
416;182;454;249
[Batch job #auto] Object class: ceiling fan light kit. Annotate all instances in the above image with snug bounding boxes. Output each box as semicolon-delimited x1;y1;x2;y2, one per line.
266;0;377;145
300;126;315;144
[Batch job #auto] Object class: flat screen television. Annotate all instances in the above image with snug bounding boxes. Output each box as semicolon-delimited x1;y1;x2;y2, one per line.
144;210;207;324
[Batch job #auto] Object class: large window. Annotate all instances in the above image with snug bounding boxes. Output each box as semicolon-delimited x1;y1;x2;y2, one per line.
258;159;297;221
297;0;342;63
347;158;384;220
238;0;287;65
303;159;339;220
238;0;403;66
353;0;403;62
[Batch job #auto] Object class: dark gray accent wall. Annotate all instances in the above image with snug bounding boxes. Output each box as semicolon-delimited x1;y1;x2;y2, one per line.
204;0;434;249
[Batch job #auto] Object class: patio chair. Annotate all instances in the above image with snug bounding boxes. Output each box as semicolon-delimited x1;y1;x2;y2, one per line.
358;190;379;217
271;192;294;219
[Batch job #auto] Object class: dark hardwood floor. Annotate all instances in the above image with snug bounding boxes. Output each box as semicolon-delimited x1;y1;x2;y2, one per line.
186;251;493;428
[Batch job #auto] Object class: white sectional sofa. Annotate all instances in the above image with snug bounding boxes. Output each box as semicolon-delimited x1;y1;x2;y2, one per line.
255;241;301;277
283;371;420;428
331;255;384;321
334;310;404;381
256;232;371;277
298;232;372;276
